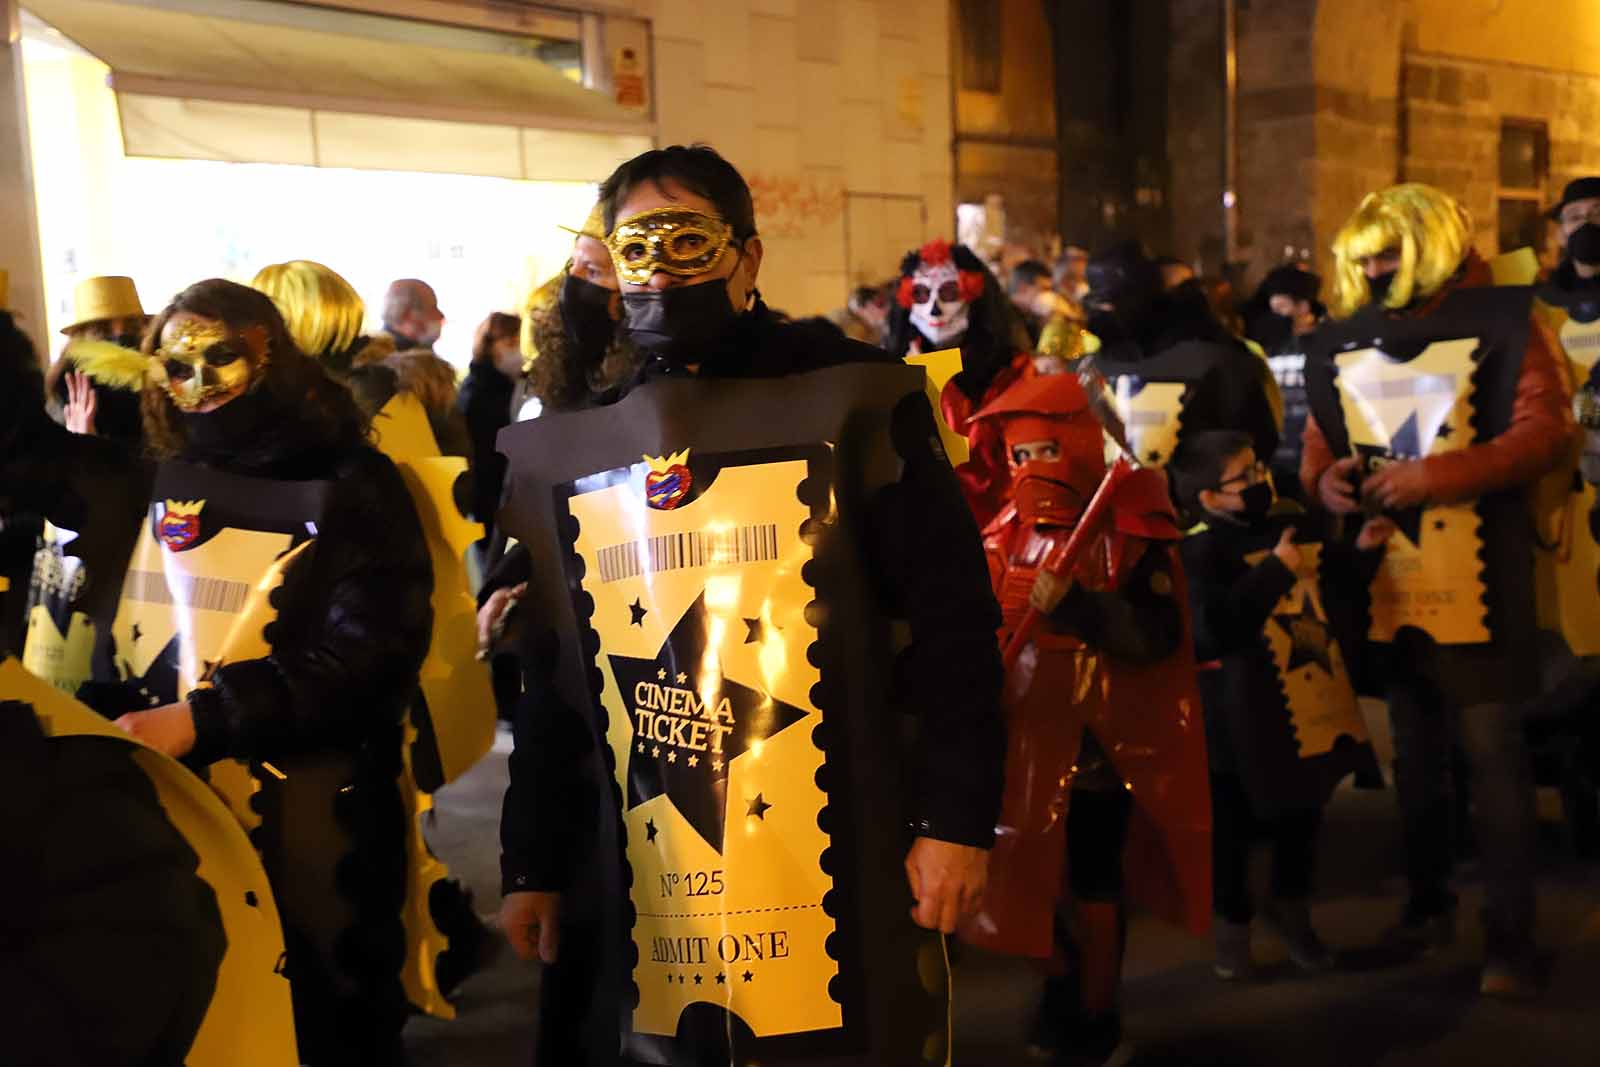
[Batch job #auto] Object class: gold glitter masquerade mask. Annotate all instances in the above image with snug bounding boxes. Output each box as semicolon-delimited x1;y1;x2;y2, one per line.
155;320;259;410
605;207;735;285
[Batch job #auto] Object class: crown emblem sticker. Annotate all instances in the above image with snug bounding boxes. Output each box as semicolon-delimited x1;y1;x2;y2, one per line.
158;499;206;551
643;449;693;510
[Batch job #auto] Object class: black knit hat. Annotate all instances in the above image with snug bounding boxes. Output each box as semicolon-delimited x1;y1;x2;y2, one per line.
1548;177;1600;220
1259;265;1320;304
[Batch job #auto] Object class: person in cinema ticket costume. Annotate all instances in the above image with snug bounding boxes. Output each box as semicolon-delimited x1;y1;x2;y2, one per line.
1;280;437;1063
493;145;1006;1066
1300;183;1573;997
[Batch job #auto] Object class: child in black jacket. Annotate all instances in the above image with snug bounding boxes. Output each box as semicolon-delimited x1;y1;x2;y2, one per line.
1172;430;1391;980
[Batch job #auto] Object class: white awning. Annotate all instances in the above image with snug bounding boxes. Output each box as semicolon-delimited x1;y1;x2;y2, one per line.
24;0;654;180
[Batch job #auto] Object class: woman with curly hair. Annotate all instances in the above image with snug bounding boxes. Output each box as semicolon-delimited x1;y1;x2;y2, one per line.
4;278;433;1063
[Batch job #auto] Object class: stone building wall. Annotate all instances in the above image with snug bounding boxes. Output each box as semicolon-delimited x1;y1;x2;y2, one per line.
952;0;1058;257
642;0;955;315
1165;0;1404;287
1402;51;1600;258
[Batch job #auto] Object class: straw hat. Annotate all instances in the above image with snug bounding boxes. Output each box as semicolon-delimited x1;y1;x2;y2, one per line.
62;275;146;334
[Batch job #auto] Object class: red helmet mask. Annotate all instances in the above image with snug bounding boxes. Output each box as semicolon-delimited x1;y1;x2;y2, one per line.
973;374;1107;526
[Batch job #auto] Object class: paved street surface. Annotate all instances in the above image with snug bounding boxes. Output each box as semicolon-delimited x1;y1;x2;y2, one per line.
407;723;1600;1067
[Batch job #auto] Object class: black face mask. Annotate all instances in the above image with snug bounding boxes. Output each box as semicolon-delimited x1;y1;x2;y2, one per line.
1367;270;1399;307
1237;481;1274;521
558;272;617;363
177;386;276;456
1570;223;1600;267
621;274;741;367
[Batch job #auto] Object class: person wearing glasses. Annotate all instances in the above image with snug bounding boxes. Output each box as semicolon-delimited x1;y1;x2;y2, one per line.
1171;430;1393;984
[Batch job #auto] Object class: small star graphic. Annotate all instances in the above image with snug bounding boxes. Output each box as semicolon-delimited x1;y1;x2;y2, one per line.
716;972;727;984
687;755;699;767
638;742;646;754
645;819;658;843
692;974;703;985
629;599;648;627
713;759;724;773
1436;421;1454;440
678;975;686;984
667;751;678;763
666;974;673;984
747;794;772;819
675;672;687;684
1433;519;1447;532
130;622;143;643
658;668;667;680
652;745;661;758
1146;449;1163;464
742;970;754;983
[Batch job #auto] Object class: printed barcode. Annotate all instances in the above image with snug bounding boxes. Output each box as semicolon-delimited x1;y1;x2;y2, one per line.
126;569;250;614
596;524;781;583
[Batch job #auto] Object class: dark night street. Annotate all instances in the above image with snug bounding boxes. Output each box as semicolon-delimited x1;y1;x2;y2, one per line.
409;722;1600;1067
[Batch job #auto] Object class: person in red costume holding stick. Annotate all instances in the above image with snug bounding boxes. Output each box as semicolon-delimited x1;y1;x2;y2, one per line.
958;373;1211;1067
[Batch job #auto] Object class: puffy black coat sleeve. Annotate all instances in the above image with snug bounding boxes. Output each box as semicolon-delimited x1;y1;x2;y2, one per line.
188;447;433;763
1181;530;1297;663
499;636;598;895
457;365;513;527
869;393;1006;848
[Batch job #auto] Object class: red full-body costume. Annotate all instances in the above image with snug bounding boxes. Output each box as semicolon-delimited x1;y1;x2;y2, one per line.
958;374;1211;1045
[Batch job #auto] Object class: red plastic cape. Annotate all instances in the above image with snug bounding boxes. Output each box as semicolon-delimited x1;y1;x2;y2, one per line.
938;353;1035;527
960;473;1213;958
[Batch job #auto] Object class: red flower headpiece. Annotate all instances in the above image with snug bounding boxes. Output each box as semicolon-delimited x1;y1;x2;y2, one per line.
896;238;987;308
918;238;953;266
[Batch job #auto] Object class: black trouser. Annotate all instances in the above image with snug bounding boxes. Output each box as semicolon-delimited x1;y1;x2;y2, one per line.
257;754;409;1066
1388;683;1537;955
1067;785;1133;902
1209;773;1321;925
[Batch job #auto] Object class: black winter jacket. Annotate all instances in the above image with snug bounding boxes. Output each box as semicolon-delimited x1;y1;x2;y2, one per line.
1182;517;1379;815
456;359;515;533
0;393;433;767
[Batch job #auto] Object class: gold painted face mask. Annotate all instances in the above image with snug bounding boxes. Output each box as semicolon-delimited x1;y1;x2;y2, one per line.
155;320;258;410
605;207;735;285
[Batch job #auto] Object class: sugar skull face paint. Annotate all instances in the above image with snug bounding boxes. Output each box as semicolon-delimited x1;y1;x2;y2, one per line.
906;261;971;346
605;207;735;286
155;316;257;410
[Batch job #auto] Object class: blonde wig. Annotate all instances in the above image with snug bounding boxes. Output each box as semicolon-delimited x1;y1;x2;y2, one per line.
251;260;366;360
1330;184;1472;318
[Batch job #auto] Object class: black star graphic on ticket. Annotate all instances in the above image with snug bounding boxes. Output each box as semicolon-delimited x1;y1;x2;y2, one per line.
609;590;807;853
1272;592;1335;674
